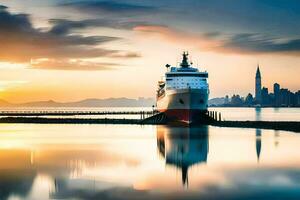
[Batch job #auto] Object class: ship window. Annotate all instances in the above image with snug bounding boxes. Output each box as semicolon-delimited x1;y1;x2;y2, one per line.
179;99;184;104
166;74;208;78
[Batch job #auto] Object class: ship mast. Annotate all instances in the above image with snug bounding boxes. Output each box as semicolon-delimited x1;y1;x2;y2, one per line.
180;52;190;68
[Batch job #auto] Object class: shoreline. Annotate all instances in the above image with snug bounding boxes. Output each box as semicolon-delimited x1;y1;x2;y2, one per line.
0;117;299;133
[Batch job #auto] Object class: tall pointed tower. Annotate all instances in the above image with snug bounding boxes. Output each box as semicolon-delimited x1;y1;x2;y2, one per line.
255;65;262;104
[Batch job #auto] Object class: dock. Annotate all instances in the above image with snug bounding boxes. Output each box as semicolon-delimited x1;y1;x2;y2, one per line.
0;110;158;117
0;110;299;133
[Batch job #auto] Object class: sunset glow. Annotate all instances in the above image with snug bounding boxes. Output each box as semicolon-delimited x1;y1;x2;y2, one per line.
0;0;299;103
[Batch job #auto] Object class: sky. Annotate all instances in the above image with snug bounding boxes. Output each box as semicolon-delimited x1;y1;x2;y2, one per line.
0;0;299;103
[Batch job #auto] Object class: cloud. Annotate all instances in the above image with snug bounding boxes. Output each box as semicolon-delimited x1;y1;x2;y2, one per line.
134;25;223;51
0;5;7;9
134;25;300;55
49;18;152;35
110;52;141;58
0;5;139;70
55;1;165;35
163;0;300;37
0;80;27;91
223;33;300;54
30;59;121;71
60;1;157;16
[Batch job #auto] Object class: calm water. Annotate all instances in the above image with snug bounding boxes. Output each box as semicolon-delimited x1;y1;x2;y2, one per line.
0;124;300;200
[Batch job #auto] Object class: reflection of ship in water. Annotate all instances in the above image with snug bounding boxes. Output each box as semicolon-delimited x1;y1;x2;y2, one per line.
157;126;209;185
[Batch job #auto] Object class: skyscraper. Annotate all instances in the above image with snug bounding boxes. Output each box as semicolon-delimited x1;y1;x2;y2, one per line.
274;83;280;106
255;65;262;104
274;83;280;94
261;87;269;105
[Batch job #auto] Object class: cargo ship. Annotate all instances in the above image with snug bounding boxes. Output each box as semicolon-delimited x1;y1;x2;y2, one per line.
156;52;209;124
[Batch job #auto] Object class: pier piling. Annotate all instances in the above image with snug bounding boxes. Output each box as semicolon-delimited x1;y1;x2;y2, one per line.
0;109;299;132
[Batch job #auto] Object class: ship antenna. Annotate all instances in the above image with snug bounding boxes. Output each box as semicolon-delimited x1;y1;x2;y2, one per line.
180;51;190;68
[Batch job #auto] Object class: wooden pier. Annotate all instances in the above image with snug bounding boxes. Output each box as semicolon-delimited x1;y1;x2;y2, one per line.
0;110;158;116
0;109;299;132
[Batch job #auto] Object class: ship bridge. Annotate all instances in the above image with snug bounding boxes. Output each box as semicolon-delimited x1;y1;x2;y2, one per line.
165;52;208;90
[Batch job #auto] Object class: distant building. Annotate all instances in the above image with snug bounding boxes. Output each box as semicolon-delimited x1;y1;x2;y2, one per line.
255;65;262;104
261;87;269;105
279;89;290;106
245;93;254;106
224;95;229;104
230;94;243;106
274;83;280;94
296;91;300;106
274;83;280;106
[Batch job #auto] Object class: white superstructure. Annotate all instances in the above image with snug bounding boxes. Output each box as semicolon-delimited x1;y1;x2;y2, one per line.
165;67;208;90
156;52;209;123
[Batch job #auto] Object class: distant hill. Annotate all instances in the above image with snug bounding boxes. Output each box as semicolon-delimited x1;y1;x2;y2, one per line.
63;98;155;107
19;100;62;107
208;97;225;106
0;98;155;107
1;97;226;107
0;99;12;107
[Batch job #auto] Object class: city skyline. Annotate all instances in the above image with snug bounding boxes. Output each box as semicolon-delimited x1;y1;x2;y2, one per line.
215;66;300;107
0;1;300;103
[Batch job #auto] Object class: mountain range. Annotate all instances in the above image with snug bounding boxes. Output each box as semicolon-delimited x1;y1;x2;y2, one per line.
0;98;156;107
0;97;222;107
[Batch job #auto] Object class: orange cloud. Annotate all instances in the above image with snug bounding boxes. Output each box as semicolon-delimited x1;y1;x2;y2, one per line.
134;25;223;52
30;59;120;71
0;6;139;70
134;25;300;56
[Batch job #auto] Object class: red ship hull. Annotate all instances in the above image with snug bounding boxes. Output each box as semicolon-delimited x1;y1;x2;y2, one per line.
158;109;206;124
